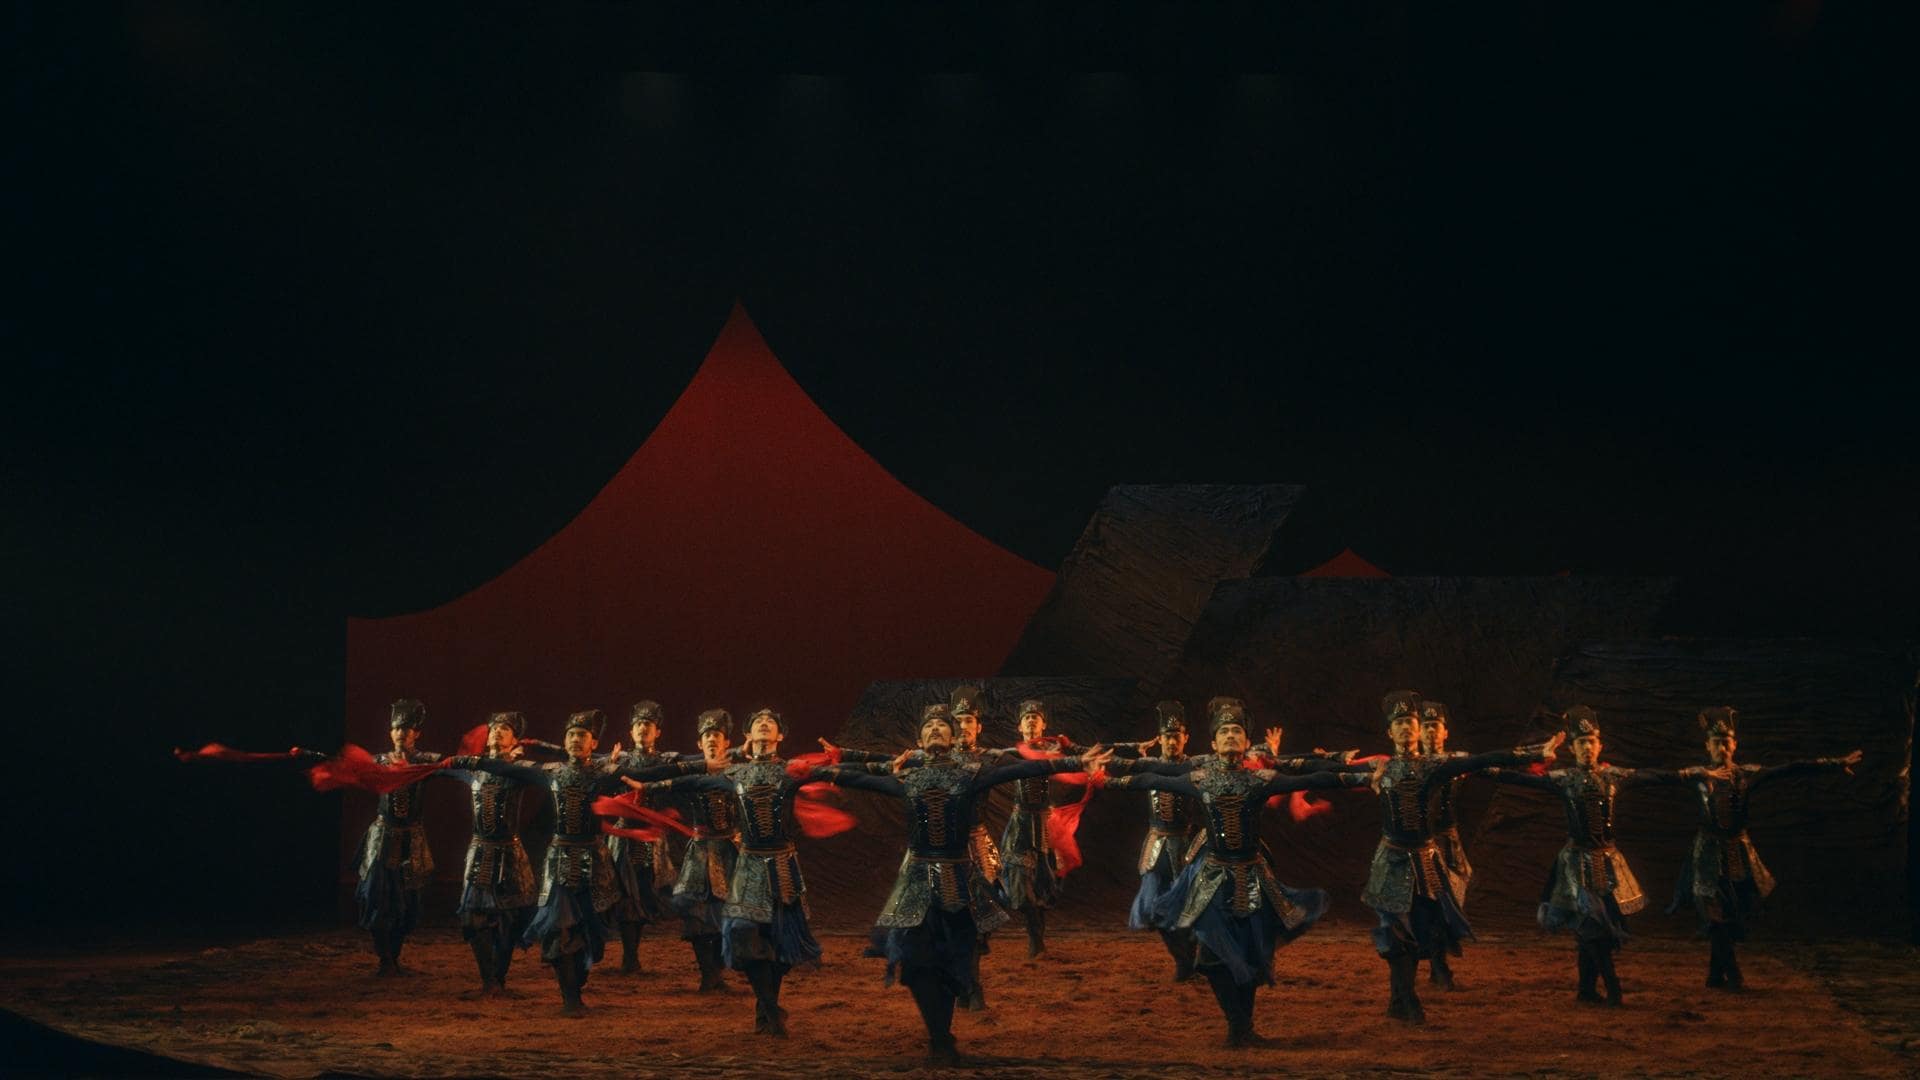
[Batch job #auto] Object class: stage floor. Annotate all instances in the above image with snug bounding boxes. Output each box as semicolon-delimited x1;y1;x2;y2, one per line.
3;927;1917;1078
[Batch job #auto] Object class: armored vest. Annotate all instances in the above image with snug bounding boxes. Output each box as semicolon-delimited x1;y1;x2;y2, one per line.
684;773;740;836
375;751;438;825
468;767;522;842
729;759;795;849
548;761;601;841
1146;755;1193;831
1376;757;1436;846
902;761;983;858
1011;772;1052;811
1190;760;1269;861
1695;767;1757;836
1556;767;1621;847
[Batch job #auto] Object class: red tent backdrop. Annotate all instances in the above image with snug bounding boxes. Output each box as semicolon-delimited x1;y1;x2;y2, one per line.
344;303;1056;758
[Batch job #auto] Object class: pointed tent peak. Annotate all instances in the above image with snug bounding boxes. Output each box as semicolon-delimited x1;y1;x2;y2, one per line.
1300;547;1391;578
704;300;783;375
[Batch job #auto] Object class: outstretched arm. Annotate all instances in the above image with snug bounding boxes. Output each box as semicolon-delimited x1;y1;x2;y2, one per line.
1254;768;1372;801
812;765;907;798
451;756;548;785
612;758;709;783
1755;750;1863;786
1433;733;1564;783
1485;766;1559;792
1102;770;1202;798
632;772;732;796
974;749;1110;790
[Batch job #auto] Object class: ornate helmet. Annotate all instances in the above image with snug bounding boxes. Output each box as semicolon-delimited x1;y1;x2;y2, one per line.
1698;706;1738;739
746;707;787;737
629;700;663;726
696;708;734;740
1420;701;1451;725
1380;690;1422;723
1016;699;1047;721
564;709;605;740
486;710;527;737
389;698;427;730
1155;699;1188;735
1562;705;1601;739
948;684;983;718
1209;696;1248;734
921;703;955;726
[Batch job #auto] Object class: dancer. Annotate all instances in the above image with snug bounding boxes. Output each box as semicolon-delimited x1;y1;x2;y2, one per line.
997;698;1068;957
628;708;828;1037
437;710;540;995
1363;690;1561;1023
1416;700;1470;990
1669;706;1861;990
1489;706;1685;1005
1095;699;1371;1047
1120;700;1205;982
607;700;678;975
450;709;629;1017
658;709;744;993
356;698;442;977
815;704;1111;1063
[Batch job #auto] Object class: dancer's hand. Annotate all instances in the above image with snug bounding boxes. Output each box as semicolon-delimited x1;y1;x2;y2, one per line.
1265;727;1283;755
1082;746;1115;771
1541;731;1567;759
889;748;916;774
1840;749;1863;774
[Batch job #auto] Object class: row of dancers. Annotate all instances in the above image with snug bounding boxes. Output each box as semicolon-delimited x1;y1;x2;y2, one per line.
180;690;1860;1060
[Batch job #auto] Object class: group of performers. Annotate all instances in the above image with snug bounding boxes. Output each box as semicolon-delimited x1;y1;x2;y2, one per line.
182;689;1860;1061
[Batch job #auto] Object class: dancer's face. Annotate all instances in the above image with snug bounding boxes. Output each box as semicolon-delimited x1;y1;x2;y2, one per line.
563;726;597;759
1389;713;1421;753
485;722;518;756
1018;711;1047;742
1420;716;1448;754
920;717;955;750
746;715;783;755
1571;733;1601;767
699;729;730;762
630;719;659;751
953;712;980;747
1159;727;1189;757
1212;722;1248;755
1707;733;1736;768
389;724;418;754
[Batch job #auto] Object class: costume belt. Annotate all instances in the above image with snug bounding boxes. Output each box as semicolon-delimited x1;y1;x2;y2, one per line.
550;835;601;847
695;827;737;840
1381;837;1439;855
741;842;796;857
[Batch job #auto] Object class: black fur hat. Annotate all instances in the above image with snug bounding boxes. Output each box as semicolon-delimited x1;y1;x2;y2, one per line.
746;707;788;737
1562;705;1601;739
948;685;984;718
1380;690;1422;723
629;700;663;725
564;709;606;740
696;708;734;740
1155;700;1188;734
1698;705;1738;739
486;710;527;737
1208;697;1248;734
389;698;427;730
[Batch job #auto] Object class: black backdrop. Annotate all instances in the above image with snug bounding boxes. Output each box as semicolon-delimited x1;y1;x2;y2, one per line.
7;3;1911;936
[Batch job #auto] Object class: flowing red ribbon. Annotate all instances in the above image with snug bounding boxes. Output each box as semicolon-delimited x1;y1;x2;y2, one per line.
794;784;858;838
456;724;490;757
173;743;301;764
592;792;698;839
1012;741;1097;877
307;744;451;794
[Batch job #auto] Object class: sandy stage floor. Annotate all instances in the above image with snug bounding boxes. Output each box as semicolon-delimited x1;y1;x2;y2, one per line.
4;926;1917;1078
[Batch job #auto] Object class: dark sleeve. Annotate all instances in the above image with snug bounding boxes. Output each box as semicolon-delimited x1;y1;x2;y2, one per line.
1486;767;1559;792
516;739;571;762
833;748;898;765
974;755;1085;790
1753;759;1849;786
614;759;707;782
465;757;550;785
1110;758;1197;777
1108;743;1146;760
814;767;906;797
1254;769;1368;800
1618;766;1688;789
639;772;731;795
1431;748;1535;783
1105;771;1202;797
